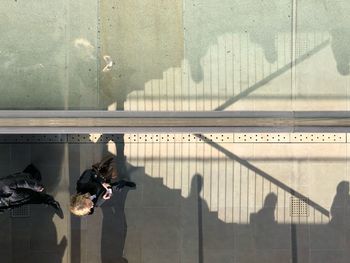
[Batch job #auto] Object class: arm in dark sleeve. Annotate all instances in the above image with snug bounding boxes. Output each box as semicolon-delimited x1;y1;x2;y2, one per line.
9;178;43;192
94;195;106;207
0;182;12;197
76;169;104;193
92;185;107;208
93;173;104;184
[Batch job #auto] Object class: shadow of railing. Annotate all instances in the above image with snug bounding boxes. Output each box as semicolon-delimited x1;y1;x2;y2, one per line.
120;136;330;225
195;134;330;219
124;33;330;111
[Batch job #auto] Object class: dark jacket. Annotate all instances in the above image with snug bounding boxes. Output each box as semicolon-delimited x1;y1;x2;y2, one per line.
76;169;107;214
0;172;45;210
76;169;136;215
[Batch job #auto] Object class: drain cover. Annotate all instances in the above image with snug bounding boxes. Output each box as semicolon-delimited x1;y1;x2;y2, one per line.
290;197;309;217
11;205;30;218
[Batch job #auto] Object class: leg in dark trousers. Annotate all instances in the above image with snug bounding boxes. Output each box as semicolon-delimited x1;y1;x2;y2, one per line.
28;192;63;218
29;192;54;204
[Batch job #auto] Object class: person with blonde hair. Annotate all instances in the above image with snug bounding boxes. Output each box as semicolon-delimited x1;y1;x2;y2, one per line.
70;155;135;216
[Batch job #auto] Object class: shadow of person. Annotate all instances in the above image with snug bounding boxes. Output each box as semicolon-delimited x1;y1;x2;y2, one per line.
184;0;290;82
188;173;205;201
250;193;289;250
323;0;350;75
29;206;67;263
248;0;280;64
98;0;291;106
306;181;350;262
183;174;234;262
98;0;184;108
100;188;129;263
181;174;207;262
330;181;350;231
254;193;277;223
100;138;132;263
330;29;350;76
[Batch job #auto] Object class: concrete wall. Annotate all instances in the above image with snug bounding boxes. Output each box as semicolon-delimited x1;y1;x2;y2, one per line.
1;0;349;110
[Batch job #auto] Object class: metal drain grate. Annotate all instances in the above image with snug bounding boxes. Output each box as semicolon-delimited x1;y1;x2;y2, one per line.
11;205;30;218
290;197;309;217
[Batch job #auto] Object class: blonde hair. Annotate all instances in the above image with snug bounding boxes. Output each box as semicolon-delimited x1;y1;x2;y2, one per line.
70;193;93;216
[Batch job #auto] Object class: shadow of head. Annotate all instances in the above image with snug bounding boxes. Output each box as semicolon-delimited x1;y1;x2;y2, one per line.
263;193;278;208
336;181;350;195
190;174;203;195
336;62;350;76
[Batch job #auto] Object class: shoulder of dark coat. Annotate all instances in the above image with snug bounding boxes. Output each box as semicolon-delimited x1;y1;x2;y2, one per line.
78;169;97;182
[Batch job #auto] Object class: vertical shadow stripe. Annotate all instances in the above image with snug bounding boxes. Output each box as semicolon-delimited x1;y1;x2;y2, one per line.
215;39;330;111
196;135;330;218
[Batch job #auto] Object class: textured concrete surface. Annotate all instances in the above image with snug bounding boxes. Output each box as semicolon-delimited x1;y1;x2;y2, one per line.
0;0;349;110
0;138;349;263
0;0;350;262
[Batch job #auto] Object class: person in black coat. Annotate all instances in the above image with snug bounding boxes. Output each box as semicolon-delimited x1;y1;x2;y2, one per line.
0;164;62;216
70;155;135;216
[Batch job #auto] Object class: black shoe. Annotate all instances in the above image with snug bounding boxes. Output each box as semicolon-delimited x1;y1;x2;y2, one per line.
49;200;64;219
113;180;136;191
125;181;136;188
